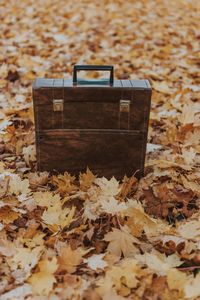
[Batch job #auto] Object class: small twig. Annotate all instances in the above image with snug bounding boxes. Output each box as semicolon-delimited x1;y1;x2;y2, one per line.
179;266;200;271
115;214;122;229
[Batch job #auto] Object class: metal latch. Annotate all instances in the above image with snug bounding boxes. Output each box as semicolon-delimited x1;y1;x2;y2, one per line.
53;99;64;111
120;100;130;113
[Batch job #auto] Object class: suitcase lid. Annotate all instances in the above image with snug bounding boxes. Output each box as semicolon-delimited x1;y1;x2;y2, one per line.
33;65;151;90
33;78;151;89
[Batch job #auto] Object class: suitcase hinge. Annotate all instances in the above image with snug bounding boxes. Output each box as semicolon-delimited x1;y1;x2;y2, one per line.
119;99;130;129
53;99;64;111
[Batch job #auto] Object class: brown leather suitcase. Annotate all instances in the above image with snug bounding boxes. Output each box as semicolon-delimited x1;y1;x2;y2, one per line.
32;65;152;179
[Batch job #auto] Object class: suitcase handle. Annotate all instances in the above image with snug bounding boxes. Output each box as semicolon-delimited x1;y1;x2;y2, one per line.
73;65;114;85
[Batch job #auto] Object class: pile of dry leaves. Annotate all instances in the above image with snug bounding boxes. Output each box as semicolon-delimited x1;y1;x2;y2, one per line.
0;0;200;299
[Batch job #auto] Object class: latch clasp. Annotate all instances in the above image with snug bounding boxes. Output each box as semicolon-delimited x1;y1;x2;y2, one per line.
120;99;130;113
53;99;64;111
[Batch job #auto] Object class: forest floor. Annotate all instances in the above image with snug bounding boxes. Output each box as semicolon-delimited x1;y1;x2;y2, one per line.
0;0;200;299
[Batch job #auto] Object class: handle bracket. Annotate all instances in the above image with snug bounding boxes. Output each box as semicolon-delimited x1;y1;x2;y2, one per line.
53;99;63;111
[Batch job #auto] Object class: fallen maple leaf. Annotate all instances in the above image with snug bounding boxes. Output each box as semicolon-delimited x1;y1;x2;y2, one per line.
0;230;16;256
10;246;43;272
28;171;49;189
0;176;9;199
34;191;61;207
119;175;138;201
135;249;182;275
84;254;108;271
94;176;121;197
106;259;146;296
167;268;187;296
22;145;36;166
152;80;174;94
100;196;127;215
126;200;158;237
28;256;58;295
52;172;78;196
184;272;200;298
42;202;76;231
8;174;30;195
79;167;97;191
0;205;19;224
176;220;200;240
104;226;140;258
57;245;83;273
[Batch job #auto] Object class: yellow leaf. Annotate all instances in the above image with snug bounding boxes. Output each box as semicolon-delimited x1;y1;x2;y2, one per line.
94;176;121;197
106;259;146;296
167;268;187;295
22;145;36;165
184;272;200;298
60;205;76;229
52;172;78;196
42;203;68;226
28;172;49;189
152;80;173;94
104;226;140;258
135;249;182;275
28;257;58;296
41;199;75;231
34;191;61;207
57;245;83;273
152;80;174;94
126;201;158;237
11;246;43;271
79;167;97;191
0;176;9;199
8;174;30;195
0;205;19;224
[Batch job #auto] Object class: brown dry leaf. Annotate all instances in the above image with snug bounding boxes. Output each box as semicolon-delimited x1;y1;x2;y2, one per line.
95;276;115;298
106;259;146;296
144;276;178;300
152;80;174;94
28;172;49;189
79;167;97;191
0;162;5;172
167;268;187;296
125;218;144;238
57;245;83;273
0;205;19;224
52;172;78;196
119;175;138;201
0;176;9;199
34;191;61;207
42;203;76;231
135;249;182;275
83;176;126;220
0;230;16;256
103;253;120;267
126;200;158;237
28;257;58;296
11;246;43;272
104;226;140;258
22;145;36;166
8;174;30;195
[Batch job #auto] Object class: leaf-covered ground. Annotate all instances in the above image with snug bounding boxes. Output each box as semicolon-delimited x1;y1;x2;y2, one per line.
0;0;200;299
